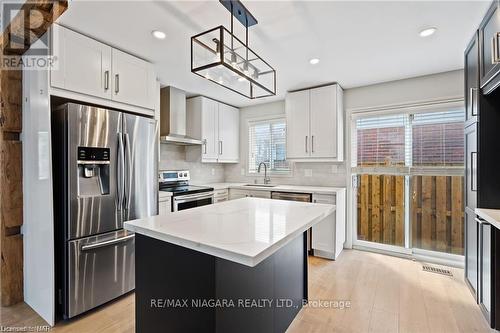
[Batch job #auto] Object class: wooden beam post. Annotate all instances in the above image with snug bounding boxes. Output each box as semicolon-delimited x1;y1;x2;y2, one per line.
0;0;67;306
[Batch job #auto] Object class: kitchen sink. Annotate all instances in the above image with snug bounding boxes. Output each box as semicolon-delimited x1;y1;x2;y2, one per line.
243;184;277;188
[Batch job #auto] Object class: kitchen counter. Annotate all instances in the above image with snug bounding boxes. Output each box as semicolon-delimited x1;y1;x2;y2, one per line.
476;208;500;230
126;197;335;333
125;197;335;266
195;182;345;195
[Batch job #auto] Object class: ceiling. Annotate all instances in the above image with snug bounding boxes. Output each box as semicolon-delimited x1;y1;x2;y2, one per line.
57;0;490;108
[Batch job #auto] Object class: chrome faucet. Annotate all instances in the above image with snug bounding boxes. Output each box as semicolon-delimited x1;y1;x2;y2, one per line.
257;162;271;184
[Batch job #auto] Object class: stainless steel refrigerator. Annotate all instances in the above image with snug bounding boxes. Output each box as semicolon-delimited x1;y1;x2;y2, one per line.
51;103;158;319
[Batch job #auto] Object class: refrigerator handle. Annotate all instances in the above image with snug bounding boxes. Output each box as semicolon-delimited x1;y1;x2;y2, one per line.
124;132;131;211
117;134;125;211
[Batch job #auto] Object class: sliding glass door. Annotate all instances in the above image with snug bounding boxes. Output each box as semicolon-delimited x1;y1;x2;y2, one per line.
352;109;465;257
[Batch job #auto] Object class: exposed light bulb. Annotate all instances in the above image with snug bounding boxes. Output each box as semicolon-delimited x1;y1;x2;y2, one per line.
238;77;246;82
309;58;320;65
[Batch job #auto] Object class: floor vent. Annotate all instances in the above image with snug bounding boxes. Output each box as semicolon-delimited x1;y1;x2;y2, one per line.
422;265;453;276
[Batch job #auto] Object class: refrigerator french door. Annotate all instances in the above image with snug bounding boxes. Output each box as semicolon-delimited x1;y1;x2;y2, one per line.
52;103;157;319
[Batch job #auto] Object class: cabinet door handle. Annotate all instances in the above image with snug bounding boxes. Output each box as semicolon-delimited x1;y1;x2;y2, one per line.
492;33;500;64
311;135;314;153
305;136;308;153
203;139;207;154
471;151;477;192
115;74;120;94
104;70;110;90
219;141;223;155
470;88;478;116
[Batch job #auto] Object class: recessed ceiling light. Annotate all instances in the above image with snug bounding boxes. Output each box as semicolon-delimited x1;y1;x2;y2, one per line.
152;30;166;40
309;58;320;65
419;27;437;37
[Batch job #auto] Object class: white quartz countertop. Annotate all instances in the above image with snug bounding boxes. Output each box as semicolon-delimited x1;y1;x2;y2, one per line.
125;197;335;267
475;208;500;230
195;182;346;195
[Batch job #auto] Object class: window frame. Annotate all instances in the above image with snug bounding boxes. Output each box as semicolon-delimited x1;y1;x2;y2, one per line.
246;115;292;177
351;105;466;176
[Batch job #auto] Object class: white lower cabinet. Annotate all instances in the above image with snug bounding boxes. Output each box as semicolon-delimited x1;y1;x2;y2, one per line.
229;189;271;200
214;189;229;203
311;192;345;260
158;196;172;216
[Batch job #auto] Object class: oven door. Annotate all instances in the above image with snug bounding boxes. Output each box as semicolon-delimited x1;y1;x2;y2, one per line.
173;192;214;212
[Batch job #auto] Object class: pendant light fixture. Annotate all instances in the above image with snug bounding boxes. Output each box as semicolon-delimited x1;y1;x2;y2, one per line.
191;0;276;99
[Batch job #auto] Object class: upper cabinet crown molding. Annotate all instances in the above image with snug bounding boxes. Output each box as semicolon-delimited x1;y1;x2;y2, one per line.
285;84;344;162
50;24;156;112
186;96;239;163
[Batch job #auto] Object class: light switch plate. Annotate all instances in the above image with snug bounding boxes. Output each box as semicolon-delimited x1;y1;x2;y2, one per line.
211;168;215;176
241;168;245;176
304;169;313;177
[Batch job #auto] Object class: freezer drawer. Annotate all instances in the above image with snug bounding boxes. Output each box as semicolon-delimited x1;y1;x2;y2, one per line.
66;229;135;318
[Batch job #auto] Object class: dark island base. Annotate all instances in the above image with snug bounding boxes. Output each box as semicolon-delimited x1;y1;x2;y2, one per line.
135;232;308;333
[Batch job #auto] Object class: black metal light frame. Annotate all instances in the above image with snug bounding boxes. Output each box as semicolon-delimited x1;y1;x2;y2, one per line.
190;0;276;99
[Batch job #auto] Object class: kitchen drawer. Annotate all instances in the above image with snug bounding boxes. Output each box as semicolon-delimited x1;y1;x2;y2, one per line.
214;189;228;198
214;196;228;203
312;193;336;204
229;189;271;200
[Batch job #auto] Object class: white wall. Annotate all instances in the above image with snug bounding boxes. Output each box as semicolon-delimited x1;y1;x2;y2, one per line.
344;69;463;111
223;101;348;186
160;144;225;183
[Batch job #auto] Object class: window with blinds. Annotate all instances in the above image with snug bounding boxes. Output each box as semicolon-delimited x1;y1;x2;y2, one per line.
355;110;464;169
248;118;290;174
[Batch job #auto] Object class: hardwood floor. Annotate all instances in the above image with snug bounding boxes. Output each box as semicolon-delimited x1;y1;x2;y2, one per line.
0;250;492;333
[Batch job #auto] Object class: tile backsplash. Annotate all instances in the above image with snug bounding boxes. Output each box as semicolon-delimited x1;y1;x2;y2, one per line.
159;144;225;183
224;162;348;187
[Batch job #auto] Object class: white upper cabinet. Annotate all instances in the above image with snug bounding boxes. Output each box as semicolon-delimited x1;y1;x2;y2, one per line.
285;89;310;159
201;98;219;162
50;25;156;111
186;96;239;163
111;49;156;109
285;84;344;162
218;103;239;163
51;25;112;100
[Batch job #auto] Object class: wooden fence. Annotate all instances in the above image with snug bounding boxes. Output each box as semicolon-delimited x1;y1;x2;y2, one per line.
411;176;463;255
357;175;405;246
357;175;464;254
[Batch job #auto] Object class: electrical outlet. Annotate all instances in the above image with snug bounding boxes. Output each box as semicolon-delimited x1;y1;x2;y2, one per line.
331;165;338;173
304;169;313;177
211;168;215;176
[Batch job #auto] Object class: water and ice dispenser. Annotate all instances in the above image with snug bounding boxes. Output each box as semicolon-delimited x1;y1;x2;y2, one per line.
77;147;110;196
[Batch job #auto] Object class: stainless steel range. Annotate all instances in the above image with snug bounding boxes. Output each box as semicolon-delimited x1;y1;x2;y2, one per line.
159;170;214;212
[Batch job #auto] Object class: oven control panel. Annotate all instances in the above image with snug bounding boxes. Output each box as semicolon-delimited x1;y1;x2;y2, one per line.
159;170;190;182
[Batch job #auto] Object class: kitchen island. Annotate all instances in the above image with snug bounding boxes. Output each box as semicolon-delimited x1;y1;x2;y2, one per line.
124;197;335;333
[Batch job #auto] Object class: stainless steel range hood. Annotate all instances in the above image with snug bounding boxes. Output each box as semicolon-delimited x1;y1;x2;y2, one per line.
160;86;203;145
